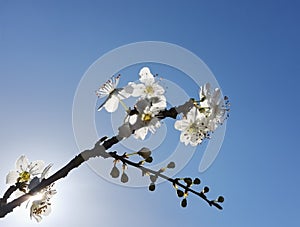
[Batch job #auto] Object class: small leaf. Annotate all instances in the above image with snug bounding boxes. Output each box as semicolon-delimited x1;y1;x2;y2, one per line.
181;198;187;208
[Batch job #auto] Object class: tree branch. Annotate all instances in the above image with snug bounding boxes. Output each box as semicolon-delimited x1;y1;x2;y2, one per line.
0;99;222;218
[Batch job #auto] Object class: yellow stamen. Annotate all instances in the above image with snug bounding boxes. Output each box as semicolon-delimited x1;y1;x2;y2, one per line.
19;171;30;182
142;113;152;122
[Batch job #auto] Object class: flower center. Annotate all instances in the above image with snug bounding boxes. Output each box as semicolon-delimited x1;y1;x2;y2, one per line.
33;203;48;215
145;86;154;94
142;113;152;122
187;123;198;133
19;171;30;182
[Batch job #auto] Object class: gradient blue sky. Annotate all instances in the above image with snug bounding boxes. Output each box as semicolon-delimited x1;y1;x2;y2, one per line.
1;0;299;226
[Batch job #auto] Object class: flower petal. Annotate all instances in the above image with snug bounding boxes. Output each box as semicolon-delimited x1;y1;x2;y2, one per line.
130;83;146;97
6;171;19;184
16;155;29;172
139;67;155;84
134;127;148;140
104;95;119;112
174;119;189;131
29;160;45;175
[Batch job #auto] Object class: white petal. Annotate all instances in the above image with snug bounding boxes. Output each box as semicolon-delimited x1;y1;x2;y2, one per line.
104;95;119;112
41;164;53;179
139;67;155;84
134;127;148;140
174;119;189;131
131;83;146;97
29;160;45;175
117;88;131;99
6;171;19;184
128;114;138;125
16;155;29;172
152;83;165;96
43;204;52;216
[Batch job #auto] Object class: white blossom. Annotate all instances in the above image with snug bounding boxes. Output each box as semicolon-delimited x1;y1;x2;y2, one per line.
27;164;57;222
125;97;166;140
30;187;57;222
174;107;210;146
96;75;130;112
198;83;228;131
6;155;44;186
128;67;165;99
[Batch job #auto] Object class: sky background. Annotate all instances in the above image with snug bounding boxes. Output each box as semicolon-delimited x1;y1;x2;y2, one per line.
0;0;299;226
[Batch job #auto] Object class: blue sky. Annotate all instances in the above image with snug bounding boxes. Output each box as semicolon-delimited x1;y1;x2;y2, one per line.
0;0;299;226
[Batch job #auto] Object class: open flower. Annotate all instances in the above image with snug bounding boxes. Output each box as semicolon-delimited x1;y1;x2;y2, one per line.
198;83;228;131
30;187;57;222
128;67;165;99
174;107;210;146
126;97;166;140
96;75;130;112
6;155;44;186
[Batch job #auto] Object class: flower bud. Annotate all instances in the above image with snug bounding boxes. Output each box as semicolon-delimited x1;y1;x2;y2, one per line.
193;178;201;185
121;173;129;183
176;190;184;198
184;178;193;186
137;147;152;159
167;162;175;169
110;166;120;178
181;198;187;208
217;196;224;203
149;183;155;191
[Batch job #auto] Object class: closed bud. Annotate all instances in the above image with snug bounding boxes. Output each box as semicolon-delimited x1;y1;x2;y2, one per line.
202;186;209;193
121;173;129;183
217;196;224;203
181;198;187;208
145;157;153;163
137;147;152;159
177;190;184;198
167;162;175;169
110;166;120;178
150;175;157;183
193;178;201;185
184;178;193;186
149;183;155;191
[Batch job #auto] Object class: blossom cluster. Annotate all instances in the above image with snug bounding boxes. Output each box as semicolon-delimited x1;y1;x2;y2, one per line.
96;67;229;146
6;155;56;222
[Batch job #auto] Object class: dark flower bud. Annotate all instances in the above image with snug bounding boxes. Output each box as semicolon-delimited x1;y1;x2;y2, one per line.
181;198;187;208
193;178;201;185
121;173;129;183
176;190;184;197
150;175;157;183
202;186;209;193
137;147;152;159
110;166;120;178
217;196;224;203
167;162;175;169
184;178;193;186
149;183;155;191
145;157;153;163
